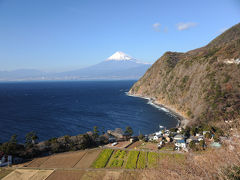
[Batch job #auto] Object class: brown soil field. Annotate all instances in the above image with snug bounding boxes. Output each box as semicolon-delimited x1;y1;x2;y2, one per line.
115;141;131;148
82;170;143;180
2;169;53;180
46;170;85;180
27;156;50;168
39;151;86;168
0;169;13;179
118;171;145;180
139;142;158;151
81;170;106;180
127;141;142;149
74;149;101;169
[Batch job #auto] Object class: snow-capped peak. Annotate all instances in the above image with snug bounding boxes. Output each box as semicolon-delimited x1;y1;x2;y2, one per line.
106;51;135;61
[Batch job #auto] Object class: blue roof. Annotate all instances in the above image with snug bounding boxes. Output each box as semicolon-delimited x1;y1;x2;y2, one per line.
176;140;185;143
211;142;221;148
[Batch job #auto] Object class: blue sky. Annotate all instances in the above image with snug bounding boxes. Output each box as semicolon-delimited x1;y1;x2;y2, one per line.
0;0;239;72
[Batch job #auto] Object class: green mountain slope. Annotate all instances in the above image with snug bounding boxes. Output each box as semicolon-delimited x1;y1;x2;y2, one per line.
129;23;240;126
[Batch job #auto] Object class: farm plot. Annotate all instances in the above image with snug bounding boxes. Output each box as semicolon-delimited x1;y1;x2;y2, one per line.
2;169;53;180
137;151;148;169
159;153;185;164
125;151;139;169
147;152;158;168
92;149;113;168
107;150;128;168
46;170;85;180
74;149;101;169
39;151;86;168
0;169;13;179
27;156;50;168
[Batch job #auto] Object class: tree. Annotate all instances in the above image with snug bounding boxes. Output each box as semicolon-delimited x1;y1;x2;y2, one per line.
125;126;133;136
138;133;144;140
189;141;196;150
25;131;38;147
204;132;212;139
93;126;99;139
199;140;205;150
10;134;17;144
0;134;19;155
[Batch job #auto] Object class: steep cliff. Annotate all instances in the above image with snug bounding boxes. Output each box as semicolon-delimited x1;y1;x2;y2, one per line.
129;23;240;126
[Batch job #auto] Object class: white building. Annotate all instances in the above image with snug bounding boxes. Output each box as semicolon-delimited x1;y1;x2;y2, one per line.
0;155;12;167
175;140;187;150
173;134;185;141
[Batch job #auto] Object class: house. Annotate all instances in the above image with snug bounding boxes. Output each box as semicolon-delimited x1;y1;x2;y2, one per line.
148;135;154;141
129;137;138;143
153;135;159;141
175;140;187;150
173;134;185;141
157;141;164;148
210;142;221;148
165;136;171;142
0;154;12;167
155;131;162;136
203;131;210;135
177;128;182;133
198;135;204;141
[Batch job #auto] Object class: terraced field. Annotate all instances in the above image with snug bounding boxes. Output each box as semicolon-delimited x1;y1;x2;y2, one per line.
91;149;185;169
2;148;186;180
107;150;128;168
92;149;114;168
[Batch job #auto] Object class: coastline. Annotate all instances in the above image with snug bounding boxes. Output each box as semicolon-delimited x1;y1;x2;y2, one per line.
126;92;189;128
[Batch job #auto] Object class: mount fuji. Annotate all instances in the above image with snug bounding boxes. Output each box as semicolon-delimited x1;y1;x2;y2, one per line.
0;52;151;81
53;51;151;80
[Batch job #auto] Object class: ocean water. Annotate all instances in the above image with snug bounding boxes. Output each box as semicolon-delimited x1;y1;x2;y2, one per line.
0;81;178;143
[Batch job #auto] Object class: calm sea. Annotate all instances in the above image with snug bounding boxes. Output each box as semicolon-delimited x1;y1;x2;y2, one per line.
0;81;178;143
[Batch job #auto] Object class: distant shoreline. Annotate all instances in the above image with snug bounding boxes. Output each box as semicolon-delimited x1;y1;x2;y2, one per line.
126;92;189;128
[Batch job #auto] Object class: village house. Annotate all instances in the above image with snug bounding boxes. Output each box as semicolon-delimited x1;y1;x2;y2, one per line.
0;153;12;167
203;131;210;135
175;140;187;150
173;134;185;141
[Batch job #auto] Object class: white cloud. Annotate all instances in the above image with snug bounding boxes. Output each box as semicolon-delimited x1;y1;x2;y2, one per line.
153;23;168;33
153;22;161;32
177;22;197;31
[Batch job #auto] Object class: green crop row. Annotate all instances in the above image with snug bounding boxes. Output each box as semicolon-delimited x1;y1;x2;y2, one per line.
92;149;113;168
148;152;158;168
125;151;139;169
114;150;127;159
110;159;124;167
137;151;147;169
